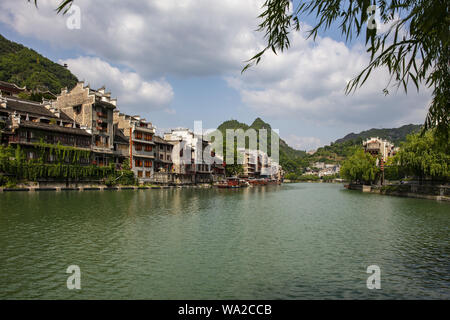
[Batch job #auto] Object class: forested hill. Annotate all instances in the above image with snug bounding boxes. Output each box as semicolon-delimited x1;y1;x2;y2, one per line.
0;34;78;94
307;124;422;165
334;124;421;145
215;118;308;173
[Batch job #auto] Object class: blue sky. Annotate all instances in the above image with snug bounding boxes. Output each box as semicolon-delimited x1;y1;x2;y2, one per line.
0;0;430;151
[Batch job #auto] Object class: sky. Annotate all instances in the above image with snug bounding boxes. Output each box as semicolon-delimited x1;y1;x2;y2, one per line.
0;0;431;151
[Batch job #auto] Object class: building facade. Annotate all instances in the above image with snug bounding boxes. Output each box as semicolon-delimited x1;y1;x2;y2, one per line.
0;94;91;162
153;135;173;173
164;129;213;183
363;137;397;160
54;82;117;166
114;111;156;182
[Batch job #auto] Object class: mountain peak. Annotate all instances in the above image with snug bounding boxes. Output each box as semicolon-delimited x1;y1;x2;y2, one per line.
250;117;271;130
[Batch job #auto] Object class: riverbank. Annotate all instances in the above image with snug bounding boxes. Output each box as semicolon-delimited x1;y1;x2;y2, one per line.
346;183;450;202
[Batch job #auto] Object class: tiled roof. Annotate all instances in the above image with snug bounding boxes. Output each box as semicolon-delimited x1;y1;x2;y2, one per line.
18;120;91;136
0;81;26;91
4;98;72;121
153;135;172;145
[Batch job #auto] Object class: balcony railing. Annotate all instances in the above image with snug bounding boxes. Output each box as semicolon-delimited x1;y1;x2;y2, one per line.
9;136;91;149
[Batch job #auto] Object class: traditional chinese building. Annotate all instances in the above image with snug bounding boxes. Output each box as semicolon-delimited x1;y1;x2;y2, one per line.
0;94;91;162
53;82;117;166
0;81;27;97
363;137;397;160
113;111;155;182
153;135;173;173
163;128;213;183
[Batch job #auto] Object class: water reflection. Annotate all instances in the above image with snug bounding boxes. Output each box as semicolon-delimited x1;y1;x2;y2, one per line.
0;184;448;299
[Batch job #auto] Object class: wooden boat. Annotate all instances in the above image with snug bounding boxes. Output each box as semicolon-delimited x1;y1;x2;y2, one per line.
217;177;241;188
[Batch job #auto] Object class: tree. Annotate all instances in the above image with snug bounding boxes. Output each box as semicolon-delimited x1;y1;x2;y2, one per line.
396;130;450;183
340;149;379;184
245;0;449;138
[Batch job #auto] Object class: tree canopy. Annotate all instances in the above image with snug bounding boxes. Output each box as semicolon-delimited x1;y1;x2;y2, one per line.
340;149;379;184
396;130;450;182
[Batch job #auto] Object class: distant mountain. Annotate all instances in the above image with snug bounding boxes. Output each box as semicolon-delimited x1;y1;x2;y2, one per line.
214;118;308;173
0;34;78;95
334;124;422;145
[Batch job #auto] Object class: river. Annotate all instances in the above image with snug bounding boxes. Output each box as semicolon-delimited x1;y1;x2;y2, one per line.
0;183;448;299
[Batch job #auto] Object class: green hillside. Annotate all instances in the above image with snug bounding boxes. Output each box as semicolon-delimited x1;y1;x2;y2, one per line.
213;118;308;174
334;124;422;145
308;124;422;165
0;34;78;96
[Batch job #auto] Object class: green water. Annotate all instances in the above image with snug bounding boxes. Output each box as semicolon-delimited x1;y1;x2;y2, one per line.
0;183;448;299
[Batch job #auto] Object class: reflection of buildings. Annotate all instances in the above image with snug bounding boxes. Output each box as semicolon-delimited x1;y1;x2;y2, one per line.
363;137;398;160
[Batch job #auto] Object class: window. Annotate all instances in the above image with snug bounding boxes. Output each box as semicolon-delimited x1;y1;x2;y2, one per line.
144;160;152;167
73;105;82;115
167;155;171;161
160;154;163;160
135;143;142;151
145;145;152;152
145;134;152;141
137;171;143;178
135;159;143;167
134;131;143;140
145;171;151;178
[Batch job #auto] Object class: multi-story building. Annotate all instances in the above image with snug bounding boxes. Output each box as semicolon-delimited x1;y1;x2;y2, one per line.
164;128;213;183
153;135;173;173
112;123;130;169
0;94;91;162
114;111;156;182
54;82;117;166
237;148;258;178
363;137;397;160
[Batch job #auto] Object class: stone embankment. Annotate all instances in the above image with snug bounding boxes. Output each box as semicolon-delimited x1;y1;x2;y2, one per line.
346;183;450;202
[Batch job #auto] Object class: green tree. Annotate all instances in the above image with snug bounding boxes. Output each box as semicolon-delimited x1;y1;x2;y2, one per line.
397;131;450;183
340;149;379;184
245;0;449;137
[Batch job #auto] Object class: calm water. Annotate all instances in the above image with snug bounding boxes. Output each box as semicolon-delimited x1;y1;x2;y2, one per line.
0;183;448;299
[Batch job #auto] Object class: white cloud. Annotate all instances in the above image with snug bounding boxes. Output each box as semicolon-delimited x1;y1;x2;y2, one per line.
0;0;264;77
228;32;432;128
0;0;432;130
285;135;322;151
61;56;174;115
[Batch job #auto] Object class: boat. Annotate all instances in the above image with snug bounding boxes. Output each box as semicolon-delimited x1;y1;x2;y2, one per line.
217;177;241;188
